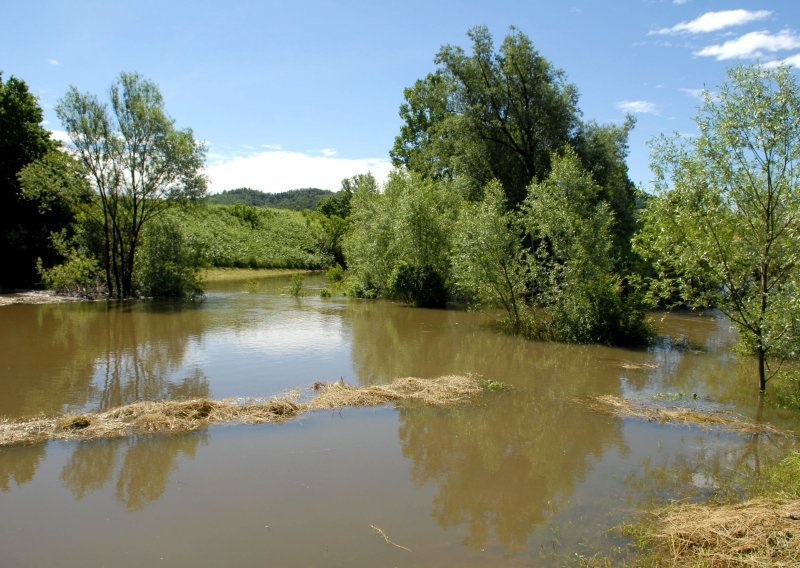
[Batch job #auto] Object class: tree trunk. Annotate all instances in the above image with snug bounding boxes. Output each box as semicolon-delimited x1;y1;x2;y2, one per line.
757;345;767;394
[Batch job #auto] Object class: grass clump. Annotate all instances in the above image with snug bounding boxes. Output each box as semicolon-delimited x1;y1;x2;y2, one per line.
0;375;498;447
649;498;800;567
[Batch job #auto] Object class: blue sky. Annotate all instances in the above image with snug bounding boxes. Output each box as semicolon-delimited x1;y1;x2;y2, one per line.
3;0;799;193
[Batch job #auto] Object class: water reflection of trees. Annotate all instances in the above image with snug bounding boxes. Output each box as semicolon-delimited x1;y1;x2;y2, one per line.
347;300;632;395
60;431;206;510
624;430;795;507
0;302;211;417
0;445;46;492
397;394;624;552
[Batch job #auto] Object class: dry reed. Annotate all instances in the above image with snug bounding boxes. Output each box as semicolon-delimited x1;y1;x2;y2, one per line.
651;498;800;566
580;395;786;436
0;375;490;447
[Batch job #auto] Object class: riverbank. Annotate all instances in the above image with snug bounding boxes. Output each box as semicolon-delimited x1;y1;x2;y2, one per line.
202;267;315;283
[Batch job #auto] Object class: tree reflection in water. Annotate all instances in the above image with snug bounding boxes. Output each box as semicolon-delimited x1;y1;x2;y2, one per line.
59;431;207;510
0;445;46;492
397;393;625;551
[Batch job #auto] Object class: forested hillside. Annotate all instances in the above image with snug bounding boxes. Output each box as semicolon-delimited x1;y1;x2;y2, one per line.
207;187;332;210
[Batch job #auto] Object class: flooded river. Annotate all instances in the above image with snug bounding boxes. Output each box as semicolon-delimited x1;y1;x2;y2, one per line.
1;272;797;566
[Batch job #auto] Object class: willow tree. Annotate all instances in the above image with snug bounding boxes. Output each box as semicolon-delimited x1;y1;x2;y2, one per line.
639;65;800;393
56;73;206;298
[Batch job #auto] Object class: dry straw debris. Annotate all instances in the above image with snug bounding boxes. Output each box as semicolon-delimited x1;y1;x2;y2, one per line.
580;395;786;436
652;498;800;567
0;375;493;447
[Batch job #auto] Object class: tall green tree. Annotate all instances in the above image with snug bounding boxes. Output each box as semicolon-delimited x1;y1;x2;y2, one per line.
0;73;61;288
56;72;207;298
392;25;580;207
637;65;800;393
391;26;640;263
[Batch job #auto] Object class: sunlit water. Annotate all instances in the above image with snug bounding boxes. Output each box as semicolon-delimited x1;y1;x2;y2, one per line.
1;272;798;566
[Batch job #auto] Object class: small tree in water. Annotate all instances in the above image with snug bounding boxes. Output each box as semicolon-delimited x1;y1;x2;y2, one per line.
56;72;206;298
638;65;800;394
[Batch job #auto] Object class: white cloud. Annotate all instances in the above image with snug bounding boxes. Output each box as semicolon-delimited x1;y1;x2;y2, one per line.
616;100;660;115
764;53;800;69
320;148;337;157
48;58;60;66
680;87;705;99
49;129;72;145
696;29;800;60
651;9;772;35
204;149;393;193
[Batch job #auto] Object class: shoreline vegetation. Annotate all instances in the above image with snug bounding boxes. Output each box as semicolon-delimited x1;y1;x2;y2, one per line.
0;375;500;447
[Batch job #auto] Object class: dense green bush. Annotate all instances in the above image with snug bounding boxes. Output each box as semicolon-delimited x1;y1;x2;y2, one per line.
37;251;103;296
344;171;461;299
136;218;203;298
387;261;448;308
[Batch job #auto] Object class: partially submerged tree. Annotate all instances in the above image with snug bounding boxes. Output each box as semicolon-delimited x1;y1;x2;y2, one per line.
522;149;649;345
56;72;206;298
638;65;800;393
451;180;528;330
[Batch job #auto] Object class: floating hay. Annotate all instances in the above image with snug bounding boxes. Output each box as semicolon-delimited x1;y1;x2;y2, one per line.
0;375;493;447
308;375;484;410
579;395;786;436
651;498;800;566
616;361;659;371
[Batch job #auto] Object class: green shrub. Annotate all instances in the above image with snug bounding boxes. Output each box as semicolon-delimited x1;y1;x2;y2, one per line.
288;273;304;296
326;264;345;283
387;261;448;308
37;252;103;297
319;287;332;298
137;218;203;298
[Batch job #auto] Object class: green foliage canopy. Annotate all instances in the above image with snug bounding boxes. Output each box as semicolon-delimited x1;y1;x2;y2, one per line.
0;73;64;288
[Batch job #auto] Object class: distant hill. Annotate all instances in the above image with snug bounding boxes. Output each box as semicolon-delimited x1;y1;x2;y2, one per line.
207;187;333;210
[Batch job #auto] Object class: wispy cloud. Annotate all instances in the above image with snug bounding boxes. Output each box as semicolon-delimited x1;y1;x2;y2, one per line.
320;148;337;157
679;87;705;99
48;58;60;66
673;0;689;4
695;29;800;60
204;149;392;193
616;100;660;115
651;9;772;35
764;53;800;69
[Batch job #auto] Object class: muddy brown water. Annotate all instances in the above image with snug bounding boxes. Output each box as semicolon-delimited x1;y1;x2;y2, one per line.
1;272;798;566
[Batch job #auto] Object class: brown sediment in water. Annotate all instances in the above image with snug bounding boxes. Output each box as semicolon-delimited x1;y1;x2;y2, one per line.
650;498;800;567
0;375;489;447
579;395;786;436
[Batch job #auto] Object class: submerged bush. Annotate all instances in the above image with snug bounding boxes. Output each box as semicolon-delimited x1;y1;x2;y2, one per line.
137;218;203;298
37;251;103;297
326;264;345;283
387;261;448;308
